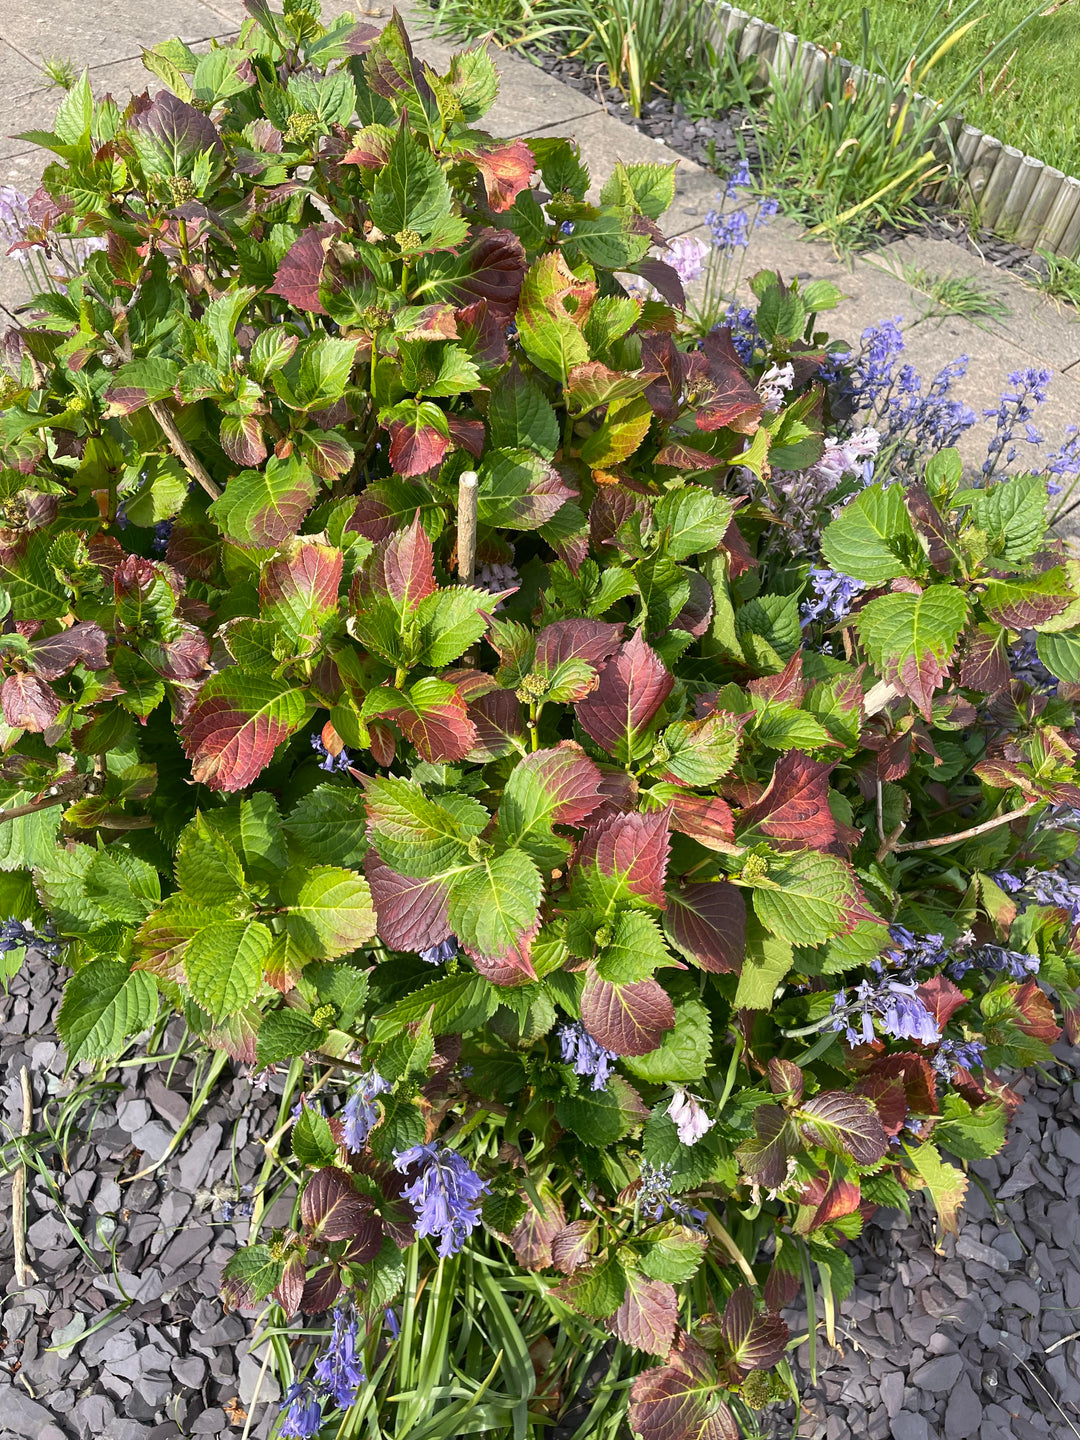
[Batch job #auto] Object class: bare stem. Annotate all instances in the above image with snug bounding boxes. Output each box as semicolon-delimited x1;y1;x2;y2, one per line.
12;1066;37;1288
148;401;222;501
457;470;478;584
892;801;1039;854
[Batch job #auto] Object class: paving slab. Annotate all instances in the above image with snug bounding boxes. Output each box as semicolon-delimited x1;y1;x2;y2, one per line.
0;0;234;72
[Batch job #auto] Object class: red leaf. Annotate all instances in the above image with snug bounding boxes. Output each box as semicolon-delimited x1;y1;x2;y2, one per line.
695;330;764;433
796;1090;888;1165
959;622;1011;694
377;682;477;763
736;1104;794;1189
721;516;758;579
802;1176;861;1231
273;1253;306;1318
219;412;266;467
455;137;535;211
667;791;736;851
31;621;108;680
551;1218;598;1274
767;1057;804;1102
663;881;746;973
671;571;714;638
381;515;436;609
342;125;395;168
446;414;485;457
300;1167;376;1242
632;259;686;309
855;1070;908;1136
719;1287;789;1373
512;742;605;825
736;752;837;846
611;1273;679;1356
916;974;968;1028
863;1052;938;1117
574;808;672;909
580;966;675;1056
454;228;528;315
1014;980;1062;1044
575;631;673;759
535;617;623;693
1;673;60;732
268;222;344;313
180;672;305;792
260;543;343;636
747;651;805;705
642;333;708;422
509;1185;566;1269
144;623;211;681
386;414;450;477
364;851;453;952
630;1334;739;1440
300;1263;344;1315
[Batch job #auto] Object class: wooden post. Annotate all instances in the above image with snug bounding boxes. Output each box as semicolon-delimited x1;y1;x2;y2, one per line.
963;134;1003;215
1038;175;1080;256
979;144;1023;231
772;30;799;84
1058;185;1080;262
1016;164;1063;250
738;15;764;62
457;471;478;585
1000;154;1043;237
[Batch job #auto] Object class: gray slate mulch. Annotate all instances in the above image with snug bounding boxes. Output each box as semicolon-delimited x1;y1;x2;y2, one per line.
3;947;1080;1439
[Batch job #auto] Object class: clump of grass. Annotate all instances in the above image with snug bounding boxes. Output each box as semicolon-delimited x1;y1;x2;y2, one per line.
41;54;78;91
894;260;1011;325
1031;248;1080;311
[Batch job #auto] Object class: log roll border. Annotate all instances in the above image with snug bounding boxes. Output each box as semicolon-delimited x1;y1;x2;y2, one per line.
704;2;1080;260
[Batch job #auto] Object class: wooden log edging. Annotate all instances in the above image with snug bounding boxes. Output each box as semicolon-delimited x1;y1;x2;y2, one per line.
705;2;1080;259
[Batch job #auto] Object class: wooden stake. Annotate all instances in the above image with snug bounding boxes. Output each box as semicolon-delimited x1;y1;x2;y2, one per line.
457;470;478;584
148;401;222;501
12;1066;36;1288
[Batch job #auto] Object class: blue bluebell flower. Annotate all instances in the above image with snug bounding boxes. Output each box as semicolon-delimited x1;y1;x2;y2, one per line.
278;1380;322;1438
560;220;575;235
313;1305;366;1409
705;205;750;252
384;1307;400;1339
152;519;173;555
830;977;941;1046
981;367;1052;479
393;1143;489;1257
419;935;459;965
1009;639;1058;695
931;1037;986;1079
1044;423;1080;496
341;1070;391;1153
637;1161;707;1227
724;158;752;197
0;917;63;958
310;732;353;773
801;567;864;626
948;944;1039;981
558;1021;618;1091
716;303;761;364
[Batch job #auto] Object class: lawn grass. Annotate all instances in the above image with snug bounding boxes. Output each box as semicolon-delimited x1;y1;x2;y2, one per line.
746;0;1080;178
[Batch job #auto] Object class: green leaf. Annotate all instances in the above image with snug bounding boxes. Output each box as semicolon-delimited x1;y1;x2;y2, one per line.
965;472;1046;563
597;911;671;984
81;848;160;924
285;784;368;868
364;775;482;878
736;592;801;666
0;791;63;873
554;1076;646;1146
256;1008;327;1068
749;851;872;947
857;585;969;719
53;71;93;147
448;849;543;978
239;792;288;882
57;961;158;1063
371;972;498;1038
516;252;592;384
642;1108;719;1192
283;866;377;961
622;997;712;1082
733;916;792;1010
1036;628;1080;683
934;1094;1006;1161
488;367;559;457
186;919;272;1020
637;1223;708;1283
569;209;650;270
370;122;467;244
416;586;492;666
292;1104;338;1167
221;1245;284;1308
655;487;736;562
751;702;833;753
557;1255;627;1319
209;455;317;547
821;483;922;584
176;814;246;906
0;531;68;621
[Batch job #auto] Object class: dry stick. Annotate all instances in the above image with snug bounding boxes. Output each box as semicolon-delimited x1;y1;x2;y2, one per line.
457;470;478;584
891;801;1038;855
148;401;222;501
12;1066;37;1288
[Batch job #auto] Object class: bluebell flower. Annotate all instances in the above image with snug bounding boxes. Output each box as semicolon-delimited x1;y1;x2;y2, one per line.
705;205;750;252
419;935;459;965
948;944;1039;981
725;159;752;197
279;1380;322;1438
151;519;173;555
637;1161;707;1227
756;195;780;224
717;303;761;364
560;220;575;235
990;870;1024;894
931;1037;986;1079
383;1307;400;1339
801;567;864;626
394;1143;489;1257
830;977;941;1047
1044;423;1080;496
0;916;63;958
313;1305;366;1409
667;235;707;283
1022;870;1080;927
341;1070;391;1153
310;732;353;773
981;367;1052;479
558;1021;618;1090
1009;638;1058;695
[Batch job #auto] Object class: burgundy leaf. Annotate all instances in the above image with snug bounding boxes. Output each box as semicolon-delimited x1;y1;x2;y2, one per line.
454;228;528;316
958;624;1011;695
802;1174;862;1231
273;1253;306;1318
862;1052;938;1119
632;259;686;309
511;742;605;825
509;1185;566;1269
364;851;453;952
611;1272;680;1356
268;221;344;313
1;673;61;732
535;617;623;691
667;791;736;851
300;1167;374;1242
550;1218;598;1275
300;1262;344;1314
130;90;225;163
446;415;485;457
1014;979;1062;1044
382;515;436;609
736;1105;794;1189
454;137;535;211
905;480;954;574
719;1287;789;1373
736;752;837;846
466;686;524;760
671;571;713;637
342;125;395;168
695;330;764;433
575;631;673;759
386;415;450;477
916;974;967;1028
574;808;671;909
31;621;108;680
795;1091;888;1166
580;966;675;1056
377;684;477;763
768;1057;804;1102
663;881;746;974
180;672;304;792
642;333;708;423
298;428;354;480
589;484;651;550
630;1334;739;1440
219;413;266;467
144;624;212;681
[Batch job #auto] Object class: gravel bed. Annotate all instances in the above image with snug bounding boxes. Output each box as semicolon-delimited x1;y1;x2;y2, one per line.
4;944;1080;1440
0;946;288;1440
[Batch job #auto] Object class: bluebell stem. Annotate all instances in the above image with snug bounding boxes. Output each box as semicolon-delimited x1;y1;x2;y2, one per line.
800;567;864;627
830;977;941;1046
278;1380;323;1438
558;1020;618;1090
310;732;353;773
394;1143;489;1257
637;1161;707;1227
313;1305;366;1408
340;1070;391;1153
931;1038;986;1079
418;935;458;965
981;367;1052;480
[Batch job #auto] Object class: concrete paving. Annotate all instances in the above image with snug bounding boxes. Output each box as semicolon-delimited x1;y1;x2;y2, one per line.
0;1;1077;535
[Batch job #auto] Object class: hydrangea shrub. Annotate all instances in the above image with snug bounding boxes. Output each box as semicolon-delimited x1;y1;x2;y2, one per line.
2;4;1080;1434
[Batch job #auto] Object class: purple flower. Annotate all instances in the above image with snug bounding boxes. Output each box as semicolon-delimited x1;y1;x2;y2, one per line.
1020;869;1080;927
811;425;880;488
717;304;761;364
560;220;575;235
830;977;941;1047
476;562;518;610
152;519;173;555
1009;638;1057;695
801;567;864;626
990;870;1023;894
0;187;33;265
393;1143;489;1257
419;935;459;965
667;235;707;283
310;732;353;773
932;1038;986;1079
725;159;752;197
637;1161;707;1227
383;1307;400;1339
279;1380;322;1438
667;1089;713;1146
313;1305;366;1409
981;367;1052;479
558;1021;617;1090
341;1071;391;1153
0;916;62;958
705;205;750;252
756;195;780;224
948;944;1039;982
1044;423;1080;496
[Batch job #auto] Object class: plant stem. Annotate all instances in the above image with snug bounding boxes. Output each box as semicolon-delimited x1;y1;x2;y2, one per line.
148;400;222;500
12;1066;36;1288
892;800;1038;853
